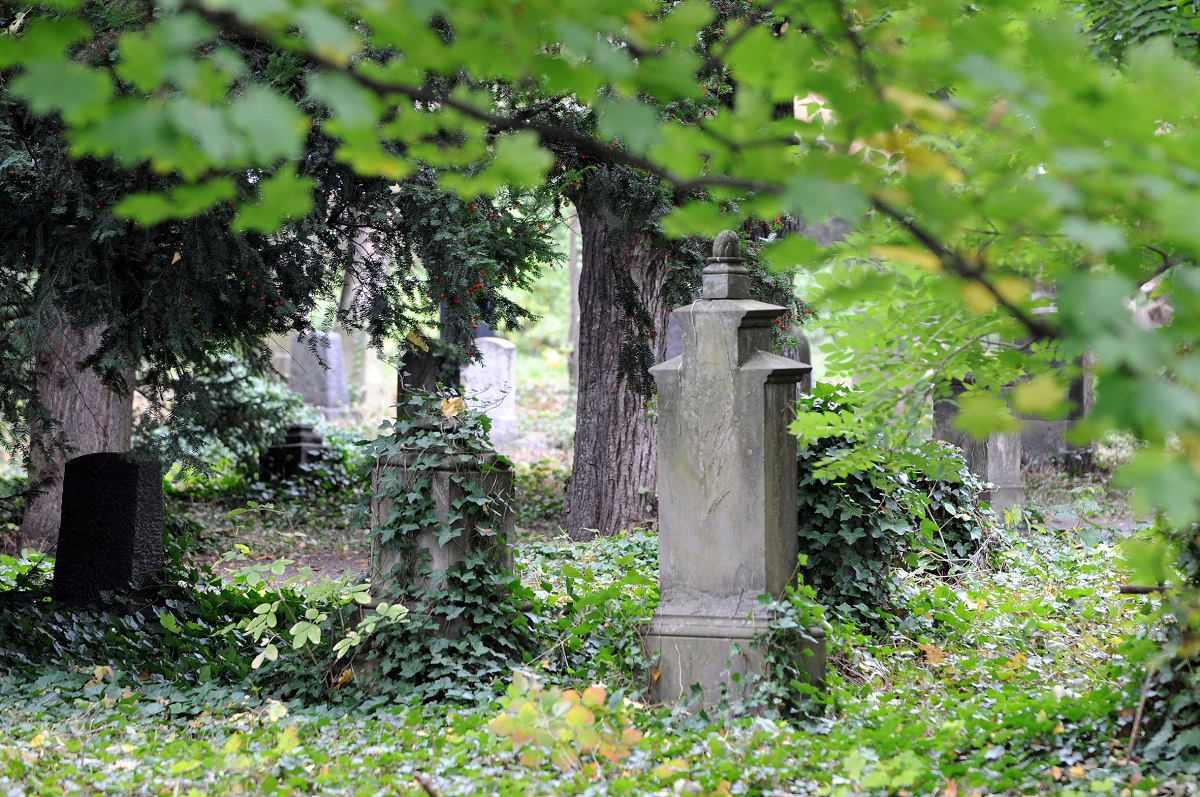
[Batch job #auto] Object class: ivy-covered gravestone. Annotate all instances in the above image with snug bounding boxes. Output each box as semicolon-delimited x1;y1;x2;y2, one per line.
368;395;514;594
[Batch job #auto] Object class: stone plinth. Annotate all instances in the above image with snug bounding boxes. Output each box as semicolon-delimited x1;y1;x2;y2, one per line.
934;381;1025;516
461;337;518;444
369;444;514;594
289;331;350;418
263;425;328;478
51;453;163;602
646;230;825;709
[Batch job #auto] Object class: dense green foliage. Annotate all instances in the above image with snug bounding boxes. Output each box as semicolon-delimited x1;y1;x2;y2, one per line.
0;3;558;461
134;354;312;478
2;512;1194;792
6;0;1200;769
796;384;996;625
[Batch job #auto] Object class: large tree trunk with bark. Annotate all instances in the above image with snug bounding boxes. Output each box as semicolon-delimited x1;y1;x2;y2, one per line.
564;203;670;540
21;322;132;552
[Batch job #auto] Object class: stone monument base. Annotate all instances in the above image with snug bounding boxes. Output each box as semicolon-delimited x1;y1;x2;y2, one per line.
646;605;826;709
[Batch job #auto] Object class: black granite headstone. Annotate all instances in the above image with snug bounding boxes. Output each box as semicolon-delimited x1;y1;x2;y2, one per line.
51;453;163;602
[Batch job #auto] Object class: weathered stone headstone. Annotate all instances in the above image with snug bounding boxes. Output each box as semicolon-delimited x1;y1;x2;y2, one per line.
666;305;813;395
934;380;1025;515
51;453;163;602
369;419;514;594
646;230;826;709
1020;353;1095;467
460;337;518;445
289;331;350;418
263;424;328;478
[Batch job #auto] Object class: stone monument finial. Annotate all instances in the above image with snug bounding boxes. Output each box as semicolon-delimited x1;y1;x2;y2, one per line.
712;230;740;260
703;230;751;300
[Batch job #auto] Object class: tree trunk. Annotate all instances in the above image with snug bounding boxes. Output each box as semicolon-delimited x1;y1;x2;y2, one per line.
564;204;670;540
566;209;581;390
21;322;132;552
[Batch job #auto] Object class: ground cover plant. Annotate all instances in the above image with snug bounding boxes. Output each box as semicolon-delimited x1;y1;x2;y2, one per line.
2;468;1198;795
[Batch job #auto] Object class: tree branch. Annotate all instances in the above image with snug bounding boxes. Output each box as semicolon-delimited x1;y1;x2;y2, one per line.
182;2;783;197
871;196;1058;341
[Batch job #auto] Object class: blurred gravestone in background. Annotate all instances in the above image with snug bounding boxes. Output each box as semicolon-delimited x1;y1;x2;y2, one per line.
934;380;1025;516
288;331;350;419
460;337;518;445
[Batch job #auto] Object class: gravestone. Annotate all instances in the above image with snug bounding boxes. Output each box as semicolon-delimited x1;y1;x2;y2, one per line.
460;337;519;445
51;453;163;603
666;306;813;395
396;349;460;411
263;424;328;478
369;416;514;595
289;331;350;418
1020;353;1095;467
934;380;1025;515
647;230;826;709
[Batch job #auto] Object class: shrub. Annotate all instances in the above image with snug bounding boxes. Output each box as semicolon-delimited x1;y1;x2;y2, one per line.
796;384;997;627
135;353;314;483
512;457;569;533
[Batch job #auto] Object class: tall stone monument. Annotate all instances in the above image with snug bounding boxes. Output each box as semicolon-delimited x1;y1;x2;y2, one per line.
646;230;826;708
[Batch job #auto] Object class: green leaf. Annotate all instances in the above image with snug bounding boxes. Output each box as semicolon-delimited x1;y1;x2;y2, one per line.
232;168;315;233
115;178;237;225
228;85;309;164
779;177;869;224
595;96;661;155
9;60;113;124
158;611;181;634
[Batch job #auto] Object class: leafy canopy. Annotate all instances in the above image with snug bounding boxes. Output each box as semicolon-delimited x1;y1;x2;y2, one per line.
6;1;1200;615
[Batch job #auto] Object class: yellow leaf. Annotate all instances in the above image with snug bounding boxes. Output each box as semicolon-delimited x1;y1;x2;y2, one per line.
900;144;964;183
223;733;243;754
29;733;45;748
581;685;607;707
994;276;1029;306
1012;374;1067;416
870;244;943;273
1069;765;1087;779
565;705;595;729
919;643;946;665
1050;766;1063;780
883;86;956;123
406;329;429;352
440;397;465;418
276;726;299;754
1053;720;1065;734
331;667;354;689
960;282;997;314
170;251;182;265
